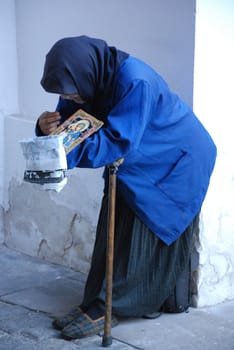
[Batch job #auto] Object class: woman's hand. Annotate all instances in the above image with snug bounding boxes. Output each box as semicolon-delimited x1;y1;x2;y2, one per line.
38;111;61;135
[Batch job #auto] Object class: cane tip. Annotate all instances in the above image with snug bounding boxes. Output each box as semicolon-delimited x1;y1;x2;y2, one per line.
102;335;112;347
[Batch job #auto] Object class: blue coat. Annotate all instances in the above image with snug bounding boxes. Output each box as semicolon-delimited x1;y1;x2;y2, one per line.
39;55;216;245
61;56;216;245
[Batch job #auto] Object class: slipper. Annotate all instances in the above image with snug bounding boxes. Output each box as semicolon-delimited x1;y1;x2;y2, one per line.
52;307;84;330
61;313;118;340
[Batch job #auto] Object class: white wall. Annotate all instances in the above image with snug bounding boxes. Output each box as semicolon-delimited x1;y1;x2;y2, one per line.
0;0;19;242
15;0;195;119
0;0;19;115
194;0;234;305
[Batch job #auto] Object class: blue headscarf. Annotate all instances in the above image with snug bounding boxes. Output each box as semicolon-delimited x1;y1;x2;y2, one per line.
40;35;129;118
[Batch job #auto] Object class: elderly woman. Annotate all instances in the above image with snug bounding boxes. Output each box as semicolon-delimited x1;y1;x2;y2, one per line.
36;35;216;340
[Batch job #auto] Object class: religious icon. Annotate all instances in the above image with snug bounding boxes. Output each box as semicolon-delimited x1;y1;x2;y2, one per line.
51;109;104;154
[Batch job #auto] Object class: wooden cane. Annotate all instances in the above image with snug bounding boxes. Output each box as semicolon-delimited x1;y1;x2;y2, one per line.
102;159;124;347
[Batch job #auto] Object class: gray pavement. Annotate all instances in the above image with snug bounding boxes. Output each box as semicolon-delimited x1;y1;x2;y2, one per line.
0;244;233;350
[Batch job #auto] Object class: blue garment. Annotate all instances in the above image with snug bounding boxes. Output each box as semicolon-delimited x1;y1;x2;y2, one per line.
38;36;216;245
61;56;216;245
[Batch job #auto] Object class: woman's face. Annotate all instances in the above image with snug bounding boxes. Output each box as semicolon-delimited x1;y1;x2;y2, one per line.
61;94;86;104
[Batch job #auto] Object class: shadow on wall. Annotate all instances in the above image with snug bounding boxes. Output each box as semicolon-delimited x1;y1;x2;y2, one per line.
0;208;4;244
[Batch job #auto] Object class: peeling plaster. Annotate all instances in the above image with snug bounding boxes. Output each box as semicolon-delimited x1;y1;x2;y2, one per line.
4;174;102;274
63;213;77;253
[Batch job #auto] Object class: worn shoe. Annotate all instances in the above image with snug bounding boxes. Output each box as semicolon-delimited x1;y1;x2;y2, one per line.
52;307;84;330
61;313;119;340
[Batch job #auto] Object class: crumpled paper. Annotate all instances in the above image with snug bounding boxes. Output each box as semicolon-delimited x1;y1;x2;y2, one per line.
20;135;67;192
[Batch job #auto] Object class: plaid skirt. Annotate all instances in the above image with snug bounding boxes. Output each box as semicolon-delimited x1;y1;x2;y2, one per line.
80;191;198;317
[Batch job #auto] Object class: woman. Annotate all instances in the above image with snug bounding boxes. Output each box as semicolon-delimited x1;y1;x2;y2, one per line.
36;35;216;340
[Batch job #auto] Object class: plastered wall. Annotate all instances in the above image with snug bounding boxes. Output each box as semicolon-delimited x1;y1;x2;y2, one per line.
0;0;19;243
193;0;234;305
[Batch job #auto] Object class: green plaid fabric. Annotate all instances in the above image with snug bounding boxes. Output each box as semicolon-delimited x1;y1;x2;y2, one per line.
61;313;118;340
52;307;84;330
